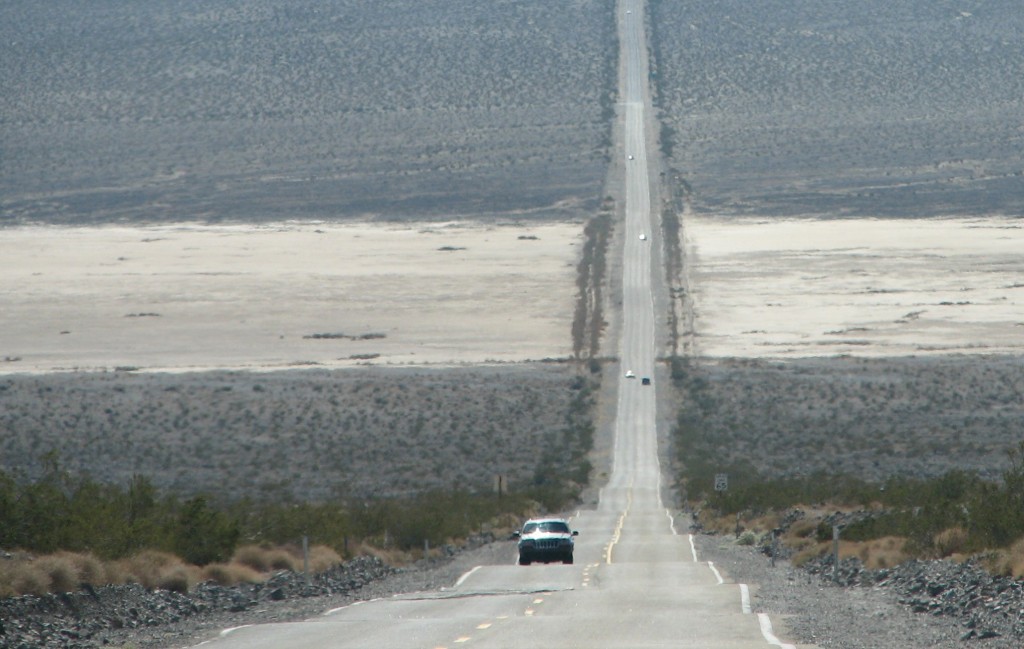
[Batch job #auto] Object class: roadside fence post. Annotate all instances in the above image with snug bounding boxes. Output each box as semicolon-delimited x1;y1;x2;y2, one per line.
770;528;779;568
303;535;310;584
832;526;840;583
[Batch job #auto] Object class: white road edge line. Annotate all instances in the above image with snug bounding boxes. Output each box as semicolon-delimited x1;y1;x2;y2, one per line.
219;625;251;637
707;561;724;585
740;583;752;614
323;599;371;616
456;565;482;587
758;613;796;649
687;533;698;562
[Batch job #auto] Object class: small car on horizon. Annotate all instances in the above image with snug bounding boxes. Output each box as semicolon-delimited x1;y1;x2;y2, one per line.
625;370;636;378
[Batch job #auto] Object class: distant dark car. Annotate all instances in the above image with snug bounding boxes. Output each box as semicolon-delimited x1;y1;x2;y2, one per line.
514;518;578;565
641;377;651;385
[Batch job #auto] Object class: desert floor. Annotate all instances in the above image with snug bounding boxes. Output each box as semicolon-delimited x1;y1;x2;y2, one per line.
4;216;1024;494
0;221;581;374
685;215;1024;358
4;216;1023;373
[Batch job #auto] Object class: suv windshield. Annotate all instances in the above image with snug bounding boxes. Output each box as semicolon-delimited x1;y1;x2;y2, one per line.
523;521;570;534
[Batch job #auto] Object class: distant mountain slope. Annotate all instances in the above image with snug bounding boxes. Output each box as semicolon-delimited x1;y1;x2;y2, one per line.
650;0;1024;218
0;0;617;224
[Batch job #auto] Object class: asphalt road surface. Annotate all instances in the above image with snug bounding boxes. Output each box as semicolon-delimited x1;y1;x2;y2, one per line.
192;2;808;647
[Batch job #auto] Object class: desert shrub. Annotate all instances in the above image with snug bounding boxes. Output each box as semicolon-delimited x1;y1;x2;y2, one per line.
156;566;194;593
231;544;271;572
933;527;969;557
201;562;262;586
695;510;742;536
34;554;79;593
268;549;299;571
855;537;908;570
118;550;187;590
981;551;1012;577
788;519;819;539
40;551;108;587
986;538;1024;579
308;545;342;573
0;556;53;597
791;543;828;568
737;531;757;546
231;544;297;572
7;563;51;596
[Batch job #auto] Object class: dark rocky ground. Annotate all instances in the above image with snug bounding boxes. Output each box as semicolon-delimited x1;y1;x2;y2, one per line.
0;366;591;501
669;355;1024;485
0;0;615;225
650;0;1024;219
5;526;1024;649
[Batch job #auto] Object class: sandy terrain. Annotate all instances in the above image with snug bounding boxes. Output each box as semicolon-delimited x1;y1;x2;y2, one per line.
0;221;581;374
684;216;1024;358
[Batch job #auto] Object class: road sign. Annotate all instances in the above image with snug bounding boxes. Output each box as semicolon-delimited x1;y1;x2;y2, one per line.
714;473;728;492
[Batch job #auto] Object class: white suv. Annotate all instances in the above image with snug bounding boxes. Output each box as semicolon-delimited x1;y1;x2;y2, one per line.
514;518;578;565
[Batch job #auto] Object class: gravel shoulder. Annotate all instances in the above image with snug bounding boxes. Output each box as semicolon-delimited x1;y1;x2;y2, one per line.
695;531;1021;649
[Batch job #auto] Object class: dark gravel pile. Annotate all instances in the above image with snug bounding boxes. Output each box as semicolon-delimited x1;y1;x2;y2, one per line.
0;555;395;649
808;555;1024;643
698;532;1024;649
0;533;505;649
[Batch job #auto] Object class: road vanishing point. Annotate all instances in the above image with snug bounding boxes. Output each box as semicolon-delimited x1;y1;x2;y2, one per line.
194;2;809;647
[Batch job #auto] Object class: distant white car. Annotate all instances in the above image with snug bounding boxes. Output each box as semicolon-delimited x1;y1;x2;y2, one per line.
639;233;647;240
628;155;634;160
625;370;636;379
626;10;632;14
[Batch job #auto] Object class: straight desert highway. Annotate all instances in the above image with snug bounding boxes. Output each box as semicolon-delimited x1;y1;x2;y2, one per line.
194;2;809;648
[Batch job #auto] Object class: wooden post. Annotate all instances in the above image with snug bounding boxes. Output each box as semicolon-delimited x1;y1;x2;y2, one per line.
832;526;840;583
303;535;311;584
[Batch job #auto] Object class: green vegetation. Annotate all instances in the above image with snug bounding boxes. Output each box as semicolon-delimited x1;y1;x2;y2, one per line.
0;450;582;594
672;356;1024;562
572;201;614;360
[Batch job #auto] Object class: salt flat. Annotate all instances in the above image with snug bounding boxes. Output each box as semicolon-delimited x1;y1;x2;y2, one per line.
685;216;1024;358
0;221;580;373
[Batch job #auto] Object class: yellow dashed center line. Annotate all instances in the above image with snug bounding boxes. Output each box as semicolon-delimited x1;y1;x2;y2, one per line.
606;487;634;564
476;622;492;630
